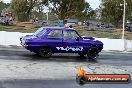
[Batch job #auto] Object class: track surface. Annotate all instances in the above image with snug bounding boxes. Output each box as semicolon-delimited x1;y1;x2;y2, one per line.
0;46;132;88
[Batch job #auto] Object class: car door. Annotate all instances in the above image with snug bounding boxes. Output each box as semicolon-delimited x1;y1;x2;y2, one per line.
46;29;63;53
62;30;84;53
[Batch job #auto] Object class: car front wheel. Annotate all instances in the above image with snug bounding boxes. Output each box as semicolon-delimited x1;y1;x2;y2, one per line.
39;47;52;58
87;47;99;60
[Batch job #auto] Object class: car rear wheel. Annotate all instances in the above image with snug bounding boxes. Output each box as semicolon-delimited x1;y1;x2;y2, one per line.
39;47;52;58
87;47;99;60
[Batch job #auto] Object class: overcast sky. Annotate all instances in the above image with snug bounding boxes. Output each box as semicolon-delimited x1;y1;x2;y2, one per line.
86;0;101;9
2;0;101;9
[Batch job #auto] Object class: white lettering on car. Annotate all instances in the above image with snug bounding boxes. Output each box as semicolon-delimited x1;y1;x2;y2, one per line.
56;47;83;51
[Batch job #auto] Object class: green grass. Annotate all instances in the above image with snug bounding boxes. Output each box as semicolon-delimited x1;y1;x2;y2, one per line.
0;26;37;33
77;30;121;39
0;25;132;40
76;27;132;40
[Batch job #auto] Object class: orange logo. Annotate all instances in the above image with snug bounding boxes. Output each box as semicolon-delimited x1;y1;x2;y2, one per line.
75;66;131;85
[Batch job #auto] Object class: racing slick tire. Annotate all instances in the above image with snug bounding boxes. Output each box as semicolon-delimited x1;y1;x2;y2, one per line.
39;47;52;58
87;47;99;60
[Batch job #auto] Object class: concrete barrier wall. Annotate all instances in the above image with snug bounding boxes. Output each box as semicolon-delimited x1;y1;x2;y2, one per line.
126;40;132;51
0;31;132;52
96;38;125;51
0;31;33;46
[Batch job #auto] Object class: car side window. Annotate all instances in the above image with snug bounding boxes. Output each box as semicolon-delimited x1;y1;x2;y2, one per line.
48;29;62;39
63;30;79;40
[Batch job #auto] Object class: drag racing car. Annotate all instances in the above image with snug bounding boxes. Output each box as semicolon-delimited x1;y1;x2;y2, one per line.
20;27;103;60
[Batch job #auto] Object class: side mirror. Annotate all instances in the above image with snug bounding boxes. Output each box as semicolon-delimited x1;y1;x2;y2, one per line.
76;37;80;41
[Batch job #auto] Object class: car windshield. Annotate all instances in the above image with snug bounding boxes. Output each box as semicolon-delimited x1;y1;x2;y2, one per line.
34;27;47;37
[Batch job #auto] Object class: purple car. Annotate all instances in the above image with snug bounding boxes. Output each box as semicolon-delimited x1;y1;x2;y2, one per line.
20;27;103;60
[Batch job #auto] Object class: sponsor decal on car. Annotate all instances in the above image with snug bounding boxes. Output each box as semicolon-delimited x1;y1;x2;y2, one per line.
56;46;83;51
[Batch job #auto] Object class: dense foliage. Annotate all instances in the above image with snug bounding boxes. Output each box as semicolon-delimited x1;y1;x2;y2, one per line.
100;0;132;27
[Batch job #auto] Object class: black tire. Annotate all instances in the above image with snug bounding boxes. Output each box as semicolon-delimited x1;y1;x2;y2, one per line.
78;53;86;57
87;47;99;60
39;47;52;58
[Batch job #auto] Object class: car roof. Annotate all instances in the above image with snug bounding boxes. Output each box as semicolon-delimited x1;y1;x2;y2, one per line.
41;27;75;31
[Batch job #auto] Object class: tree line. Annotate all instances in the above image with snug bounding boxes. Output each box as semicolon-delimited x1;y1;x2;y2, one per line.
0;0;132;27
100;0;132;27
8;0;94;21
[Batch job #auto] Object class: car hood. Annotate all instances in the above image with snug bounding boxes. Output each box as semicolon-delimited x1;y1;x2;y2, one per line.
81;36;95;40
20;35;37;41
81;36;103;44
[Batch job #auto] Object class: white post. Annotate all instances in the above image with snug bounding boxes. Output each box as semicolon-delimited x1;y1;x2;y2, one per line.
122;0;126;51
46;11;49;25
122;0;125;40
